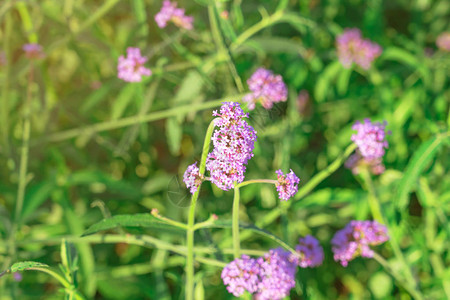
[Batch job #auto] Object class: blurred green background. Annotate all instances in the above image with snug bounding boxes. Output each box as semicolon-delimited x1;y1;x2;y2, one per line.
0;0;449;299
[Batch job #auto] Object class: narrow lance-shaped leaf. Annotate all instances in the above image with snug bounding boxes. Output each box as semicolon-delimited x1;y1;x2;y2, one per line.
82;214;184;236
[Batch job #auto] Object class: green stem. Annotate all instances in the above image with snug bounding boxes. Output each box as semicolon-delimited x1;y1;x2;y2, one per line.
372;253;423;300
359;168;384;223
1;6;12;154
359;169;423;300
186;119;217;300
232;184;241;259
230;10;284;50
236;179;277;188
37;95;243;144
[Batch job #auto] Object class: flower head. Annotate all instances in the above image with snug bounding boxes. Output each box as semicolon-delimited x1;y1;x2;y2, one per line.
436;32;450;51
351;119;389;159
255;248;297;300
292;235;324;268
275;169;300;201
243;68;288;110
183;162;202;194
23;43;45;60
117;47;151;82
345;152;385;175
336;28;382;69
206;102;257;190
155;1;193;30
221;255;260;297
331;220;389;267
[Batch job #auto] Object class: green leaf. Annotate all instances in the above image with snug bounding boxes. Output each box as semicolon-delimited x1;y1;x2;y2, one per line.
314;61;341;102
111;84;136;120
336;66;352;95
166;117;183;156
10;261;49;272
82;214;183;236
396;133;450;209
173;70;204;106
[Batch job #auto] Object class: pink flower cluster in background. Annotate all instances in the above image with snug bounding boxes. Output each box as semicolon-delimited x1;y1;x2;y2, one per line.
351;119;389;159
331;220;389;267
243;68;288;110
436;32;450;51
155;0;193;30
117;47;151;82
336;28;382;69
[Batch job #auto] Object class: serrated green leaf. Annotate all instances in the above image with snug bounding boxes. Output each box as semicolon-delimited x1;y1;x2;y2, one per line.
396;133;450;209
82;214;183;236
10;261;49;272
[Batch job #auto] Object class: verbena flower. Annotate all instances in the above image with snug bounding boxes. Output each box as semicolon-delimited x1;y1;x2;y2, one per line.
351;119;389;159
221;255;260;297
206;102;257;190
117;47;151;82
255;248;297;300
23;43;45;60
183;162;202;194
331;220;389;267
275;169;300;201
155;0;193;30
292;235;324;268
436;32;450;51
345;152;385;175
336;28;382;69
243;68;288;110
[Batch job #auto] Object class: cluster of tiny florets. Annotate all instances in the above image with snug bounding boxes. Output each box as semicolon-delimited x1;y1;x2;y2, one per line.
436;32;450;51
206;102;257;190
275;169;300;201
23;43;45;60
183;162;203;194
243;68;288;110
117;47;152;82
336;28;382;70
351;119;389;159
331;220;389;267
221;255;260;297
345;152;385;175
155;0;193;30
292;235;324;268
222;248;297;300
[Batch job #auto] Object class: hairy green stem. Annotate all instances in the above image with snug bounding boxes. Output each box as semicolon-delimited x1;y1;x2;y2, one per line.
37;95;243;144
186;119;217;300
232;184;241;259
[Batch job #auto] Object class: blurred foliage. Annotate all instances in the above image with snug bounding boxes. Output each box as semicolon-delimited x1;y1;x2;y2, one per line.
0;0;449;299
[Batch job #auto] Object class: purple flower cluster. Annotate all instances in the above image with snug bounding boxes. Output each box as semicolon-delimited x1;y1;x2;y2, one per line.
345;152;385;175
117;47;152;82
351;119;389;159
183;162;202;194
331;220;389;267
222;248;297;299
23;43;45;60
206;102;257;190
155;1;193;30
243;68;288;110
436;32;450;51
292;235;324;268
275;169;300;201
336;28;382;70
221;255;260;297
